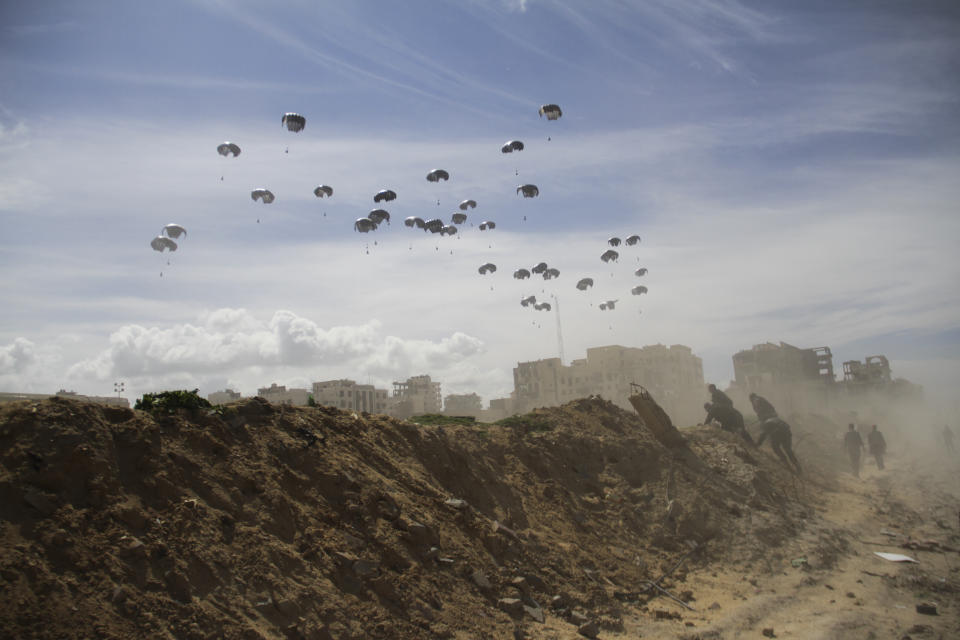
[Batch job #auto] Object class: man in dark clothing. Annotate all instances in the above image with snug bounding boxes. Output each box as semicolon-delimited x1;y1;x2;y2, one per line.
867;424;886;470
703;402;756;446
944;425;955;452
707;383;734;408
756;417;801;474
749;393;778;421
844;423;865;477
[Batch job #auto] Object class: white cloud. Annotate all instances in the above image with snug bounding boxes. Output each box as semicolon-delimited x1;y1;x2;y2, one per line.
0;337;36;373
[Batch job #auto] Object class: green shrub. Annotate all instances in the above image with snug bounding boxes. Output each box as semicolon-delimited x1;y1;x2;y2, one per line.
495;413;553;433
135;389;213;415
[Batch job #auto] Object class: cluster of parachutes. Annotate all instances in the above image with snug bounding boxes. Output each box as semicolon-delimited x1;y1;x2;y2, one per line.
149;223;187;276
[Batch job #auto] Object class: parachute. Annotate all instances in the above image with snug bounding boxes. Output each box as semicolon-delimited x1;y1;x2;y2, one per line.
601;249;619;263
631;285;648;295
599;300;618;311
520;295;537;307
368;209;390;225
426;169;450;182
216;142;241;157
538;104;562;120
626;235;641;246
478;263;497;275
441;225;458;236
543;267;560;280
162;224;187;239
150;236;177;253
282;113;306;132
517;184;539;198
404;216;426;229
531;262;548;274
635;268;648;277
608;237;622;247
251;189;275;204
501;140;525;153
424;218;444;233
513;268;531;280
459;199;477;210
313;185;333;198
534;302;552;311
479;221;496;231
354;218;377;233
576;277;594;291
374;189;397;203
451;212;467;225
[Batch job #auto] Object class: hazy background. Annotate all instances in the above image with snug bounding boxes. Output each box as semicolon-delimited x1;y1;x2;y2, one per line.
2;0;958;412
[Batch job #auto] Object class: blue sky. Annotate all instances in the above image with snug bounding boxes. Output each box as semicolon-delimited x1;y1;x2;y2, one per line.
2;0;959;411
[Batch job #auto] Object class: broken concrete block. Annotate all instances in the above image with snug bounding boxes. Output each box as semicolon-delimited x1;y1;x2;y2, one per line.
497;597;524;618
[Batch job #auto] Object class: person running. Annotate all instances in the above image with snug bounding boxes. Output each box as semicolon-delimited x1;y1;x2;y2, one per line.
844;423;866;477
867;424;887;470
707;383;734;408
756;417;802;474
749;392;778;421
703;402;756;446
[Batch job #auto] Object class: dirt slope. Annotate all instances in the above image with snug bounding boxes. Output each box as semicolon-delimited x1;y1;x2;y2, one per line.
0;396;957;639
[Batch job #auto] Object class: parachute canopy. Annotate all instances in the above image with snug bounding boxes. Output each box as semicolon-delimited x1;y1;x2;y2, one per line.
517;184;539;198
441;225;458;236
599;300;618;311
543;267;560;280
426;169;450;182
520;295;537;307
608;237;622;247
478;263;497;275
162;224;187;239
282;113;306;132
539;104;562;120
251;189;275;204
601;249;619;263
534;302;552;311
216;142;241;157
626;235;641;246
354;217;377;233
374;189;397;203
424;218;444;233
501;140;525;153
631;285;648;295
576;277;594;291
151;236;177;253
404;216;425;229
479;221;496;231
451;212;467;225
368;209;390;225
459;199;477;210
531;262;548;274
313;185;333;198
635;268;648;277
513;268;531;280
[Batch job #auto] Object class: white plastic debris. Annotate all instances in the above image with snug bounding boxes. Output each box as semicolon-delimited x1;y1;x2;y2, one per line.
874;552;918;563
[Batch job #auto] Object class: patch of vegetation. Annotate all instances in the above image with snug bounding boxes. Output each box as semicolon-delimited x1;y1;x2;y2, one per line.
496;413;554;433
307;394;317;407
135;389;213;415
411;414;478;426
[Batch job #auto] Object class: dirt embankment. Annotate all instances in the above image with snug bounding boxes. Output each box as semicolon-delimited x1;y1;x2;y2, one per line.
0;396;957;639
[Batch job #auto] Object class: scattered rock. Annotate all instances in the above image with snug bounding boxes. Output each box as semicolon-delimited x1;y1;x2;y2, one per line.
915;602;938;615
577;620;599;638
471;569;492;590
497;597;524;618
762;628;775;638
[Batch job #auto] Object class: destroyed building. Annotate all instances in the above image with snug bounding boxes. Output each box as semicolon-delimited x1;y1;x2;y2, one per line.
391;374;442;419
312;379;390;413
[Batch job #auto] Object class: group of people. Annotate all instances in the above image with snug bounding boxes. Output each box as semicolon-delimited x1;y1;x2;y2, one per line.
842;423;887;477
701;384;802;474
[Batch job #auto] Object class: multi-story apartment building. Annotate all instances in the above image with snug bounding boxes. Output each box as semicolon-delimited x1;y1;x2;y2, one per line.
207;389;243;405
732;342;834;390
391;374;442;419
312;379;390;413
443;392;483;417
513;344;704;426
256;383;310;406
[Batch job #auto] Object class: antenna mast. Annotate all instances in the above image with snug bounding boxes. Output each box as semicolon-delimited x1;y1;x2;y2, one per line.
552;294;565;365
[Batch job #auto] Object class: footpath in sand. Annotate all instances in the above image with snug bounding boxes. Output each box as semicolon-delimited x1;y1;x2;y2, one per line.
0;394;957;639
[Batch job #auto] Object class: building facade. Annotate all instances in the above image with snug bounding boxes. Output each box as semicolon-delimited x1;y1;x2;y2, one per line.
207;389;243;405
312;379;390;413
256;383;310;406
443;392;483;417
391;374;442;419
512;344;704;426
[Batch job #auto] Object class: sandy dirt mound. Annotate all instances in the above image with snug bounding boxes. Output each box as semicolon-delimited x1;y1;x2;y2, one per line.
0;395;956;639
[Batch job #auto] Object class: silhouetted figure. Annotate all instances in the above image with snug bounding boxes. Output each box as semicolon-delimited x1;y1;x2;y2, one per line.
756;418;801;474
749;392;778;421
844;423;865;477
867;424;887;470
943;425;955;452
707;383;733;408
703;402;755;446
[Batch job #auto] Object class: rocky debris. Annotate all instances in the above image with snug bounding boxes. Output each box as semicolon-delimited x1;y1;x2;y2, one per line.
915;602;938;615
497;597;525;618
